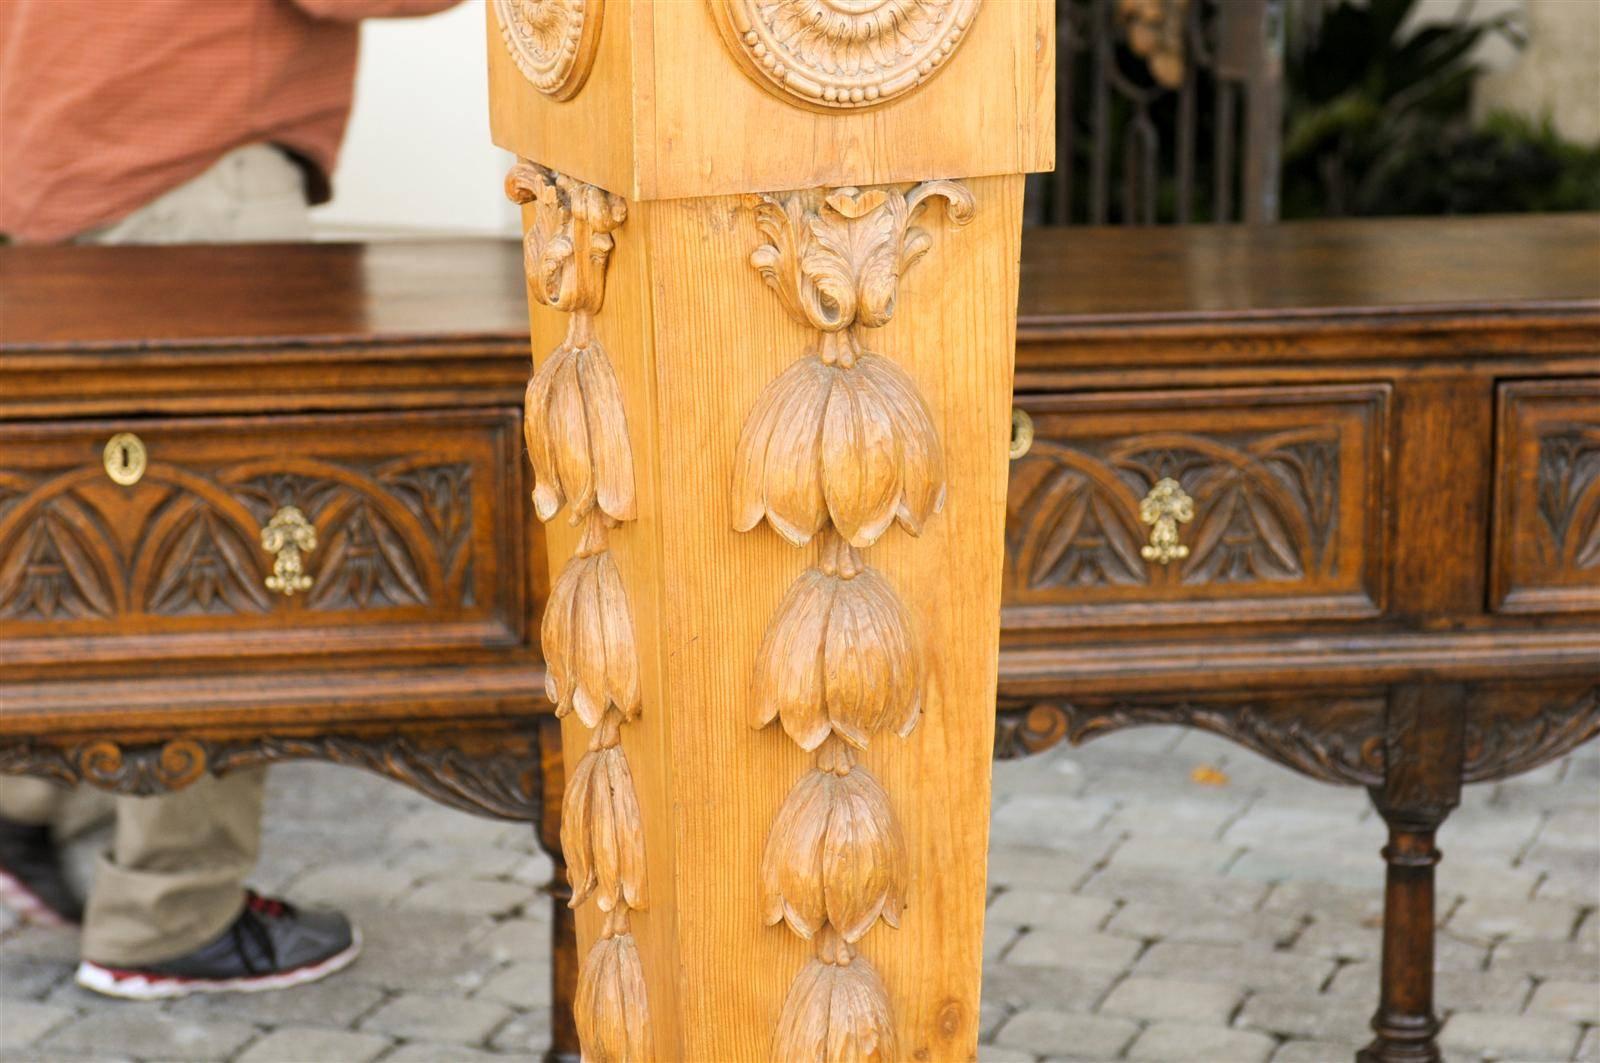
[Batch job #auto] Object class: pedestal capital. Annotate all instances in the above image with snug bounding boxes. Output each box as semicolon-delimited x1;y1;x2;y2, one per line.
488;0;1055;201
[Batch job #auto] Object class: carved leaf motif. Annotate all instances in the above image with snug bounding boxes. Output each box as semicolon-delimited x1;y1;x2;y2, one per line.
773;930;898;1063
733;353;945;548
0;508;116;620
506;161;626;315
563;742;648;913
747;182;974;334
1182;478;1304;584
573;914;655;1063
525;340;637;526
1535;430;1600;569
1015;465;1147;589
542;526;641;729
993;697;1388;786
146;507;271;616
307;503;428;611
1462;686;1600;784
753;533;920;751
381;464;474;578
761;747;906;943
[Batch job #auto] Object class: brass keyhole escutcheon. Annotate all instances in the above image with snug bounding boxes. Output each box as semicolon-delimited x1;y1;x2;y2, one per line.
1139;477;1195;565
1009;408;1034;460
103;432;148;486
261;506;318;596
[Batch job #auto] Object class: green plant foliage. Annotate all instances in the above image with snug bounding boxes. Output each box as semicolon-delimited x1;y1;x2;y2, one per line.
1281;0;1598;217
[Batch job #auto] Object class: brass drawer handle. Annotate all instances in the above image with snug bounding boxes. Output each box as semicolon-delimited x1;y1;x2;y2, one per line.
1009;408;1034;460
261;506;317;596
103;432;147;486
1139;477;1194;564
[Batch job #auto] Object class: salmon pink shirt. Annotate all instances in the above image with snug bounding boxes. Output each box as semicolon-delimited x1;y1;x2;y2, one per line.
0;0;457;243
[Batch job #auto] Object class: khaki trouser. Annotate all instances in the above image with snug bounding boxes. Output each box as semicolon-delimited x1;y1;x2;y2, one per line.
0;144;311;965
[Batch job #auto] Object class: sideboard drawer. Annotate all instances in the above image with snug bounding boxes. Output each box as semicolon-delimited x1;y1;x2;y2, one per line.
1491;378;1600;616
1004;384;1391;630
0;409;527;667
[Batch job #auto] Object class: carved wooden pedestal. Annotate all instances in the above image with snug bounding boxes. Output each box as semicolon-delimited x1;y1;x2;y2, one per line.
488;3;1053;1058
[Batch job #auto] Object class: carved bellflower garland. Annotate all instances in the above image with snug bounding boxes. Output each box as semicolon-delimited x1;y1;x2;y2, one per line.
733;181;973;1060
506;160;653;1062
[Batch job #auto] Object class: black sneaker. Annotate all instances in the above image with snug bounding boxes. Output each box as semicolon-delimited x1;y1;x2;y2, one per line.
75;891;361;1000
0;816;84;927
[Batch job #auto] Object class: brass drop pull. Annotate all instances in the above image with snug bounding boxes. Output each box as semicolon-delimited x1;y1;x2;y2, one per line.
103;432;147;486
1139;477;1194;564
261;506;317;596
1009;408;1034;460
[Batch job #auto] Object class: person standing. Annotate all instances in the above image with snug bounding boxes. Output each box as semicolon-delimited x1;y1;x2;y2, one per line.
0;0;459;999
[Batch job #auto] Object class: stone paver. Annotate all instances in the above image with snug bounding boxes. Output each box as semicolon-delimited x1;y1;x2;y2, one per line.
1007;928;1144;972
232;1028;390;1063
359;991;511;1045
1239;989;1374;1041
0;1001;75;1050
1449;896;1583;943
987;889;1115;931
38;1013;255;1062
1440;1010;1584;1062
1270;1039;1365;1062
1098;976;1243;1023
1526;979;1600;1022
995;1010;1139;1059
1136;941;1336;991
1125;1021;1276;1062
0;731;1592;1062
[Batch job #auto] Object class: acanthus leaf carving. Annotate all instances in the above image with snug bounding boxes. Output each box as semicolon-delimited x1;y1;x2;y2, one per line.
1462;686;1600;784
746;182;976;337
0;731;538;822
993;695;1388;788
507;160;626;317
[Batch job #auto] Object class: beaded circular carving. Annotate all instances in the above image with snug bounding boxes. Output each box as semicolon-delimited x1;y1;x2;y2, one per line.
710;0;980;112
493;0;603;101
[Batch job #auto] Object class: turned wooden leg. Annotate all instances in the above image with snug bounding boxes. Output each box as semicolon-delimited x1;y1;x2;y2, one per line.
1358;684;1465;1063
536;714;581;1063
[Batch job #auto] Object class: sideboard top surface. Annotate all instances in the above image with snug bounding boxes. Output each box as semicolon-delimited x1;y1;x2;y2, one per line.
1017;213;1600;327
2;214;1596;355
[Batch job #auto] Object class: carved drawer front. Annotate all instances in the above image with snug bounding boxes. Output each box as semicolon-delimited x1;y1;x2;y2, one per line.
1005;384;1390;630
0;410;525;666
1491;379;1600;616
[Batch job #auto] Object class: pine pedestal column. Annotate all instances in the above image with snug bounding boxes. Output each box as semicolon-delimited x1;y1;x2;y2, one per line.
488;4;1054;1058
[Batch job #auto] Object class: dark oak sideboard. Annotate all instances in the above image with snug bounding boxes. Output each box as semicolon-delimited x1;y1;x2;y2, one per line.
998;214;1600;1063
2;215;1597;1063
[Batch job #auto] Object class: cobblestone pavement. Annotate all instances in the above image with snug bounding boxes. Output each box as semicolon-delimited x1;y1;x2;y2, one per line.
3;728;1596;1062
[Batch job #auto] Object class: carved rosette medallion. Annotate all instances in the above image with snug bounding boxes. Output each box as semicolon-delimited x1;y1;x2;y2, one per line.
732;180;973;1057
710;0;981;111
506;160;652;1060
493;0;603;101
